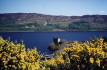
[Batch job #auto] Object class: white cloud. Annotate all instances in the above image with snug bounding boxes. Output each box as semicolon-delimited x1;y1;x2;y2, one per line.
86;10;106;15
100;10;106;14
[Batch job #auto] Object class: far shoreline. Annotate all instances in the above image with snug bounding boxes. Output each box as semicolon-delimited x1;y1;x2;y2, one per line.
0;30;107;33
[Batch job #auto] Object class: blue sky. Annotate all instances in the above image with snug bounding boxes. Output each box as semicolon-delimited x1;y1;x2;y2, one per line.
0;0;107;16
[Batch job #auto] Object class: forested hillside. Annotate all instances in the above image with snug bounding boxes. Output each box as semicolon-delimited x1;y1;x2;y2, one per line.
0;13;107;31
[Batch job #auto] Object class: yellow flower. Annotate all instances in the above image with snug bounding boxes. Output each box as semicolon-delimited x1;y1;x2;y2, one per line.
35;63;40;69
22;64;26;69
12;65;16;68
89;57;94;63
72;55;80;58
5;66;8;68
56;58;64;64
96;58;100;66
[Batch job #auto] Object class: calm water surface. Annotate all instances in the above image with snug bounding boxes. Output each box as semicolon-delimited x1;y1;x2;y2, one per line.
0;31;107;54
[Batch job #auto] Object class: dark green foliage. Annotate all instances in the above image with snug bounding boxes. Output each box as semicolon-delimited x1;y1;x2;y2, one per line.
0;18;107;31
68;21;105;31
0;22;40;27
47;24;60;29
36;26;55;31
47;24;68;30
0;18;15;25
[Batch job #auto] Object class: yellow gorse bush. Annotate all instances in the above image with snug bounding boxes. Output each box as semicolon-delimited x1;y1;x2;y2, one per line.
0;36;107;70
89;57;94;63
0;36;41;70
59;37;107;70
43;37;107;70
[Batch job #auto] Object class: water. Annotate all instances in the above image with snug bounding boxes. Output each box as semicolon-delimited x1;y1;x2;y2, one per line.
0;31;107;54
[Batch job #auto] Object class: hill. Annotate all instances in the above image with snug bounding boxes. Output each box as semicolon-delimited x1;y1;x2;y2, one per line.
0;13;107;32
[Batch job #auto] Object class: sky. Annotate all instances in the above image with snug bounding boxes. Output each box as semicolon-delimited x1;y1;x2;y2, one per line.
0;0;107;16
